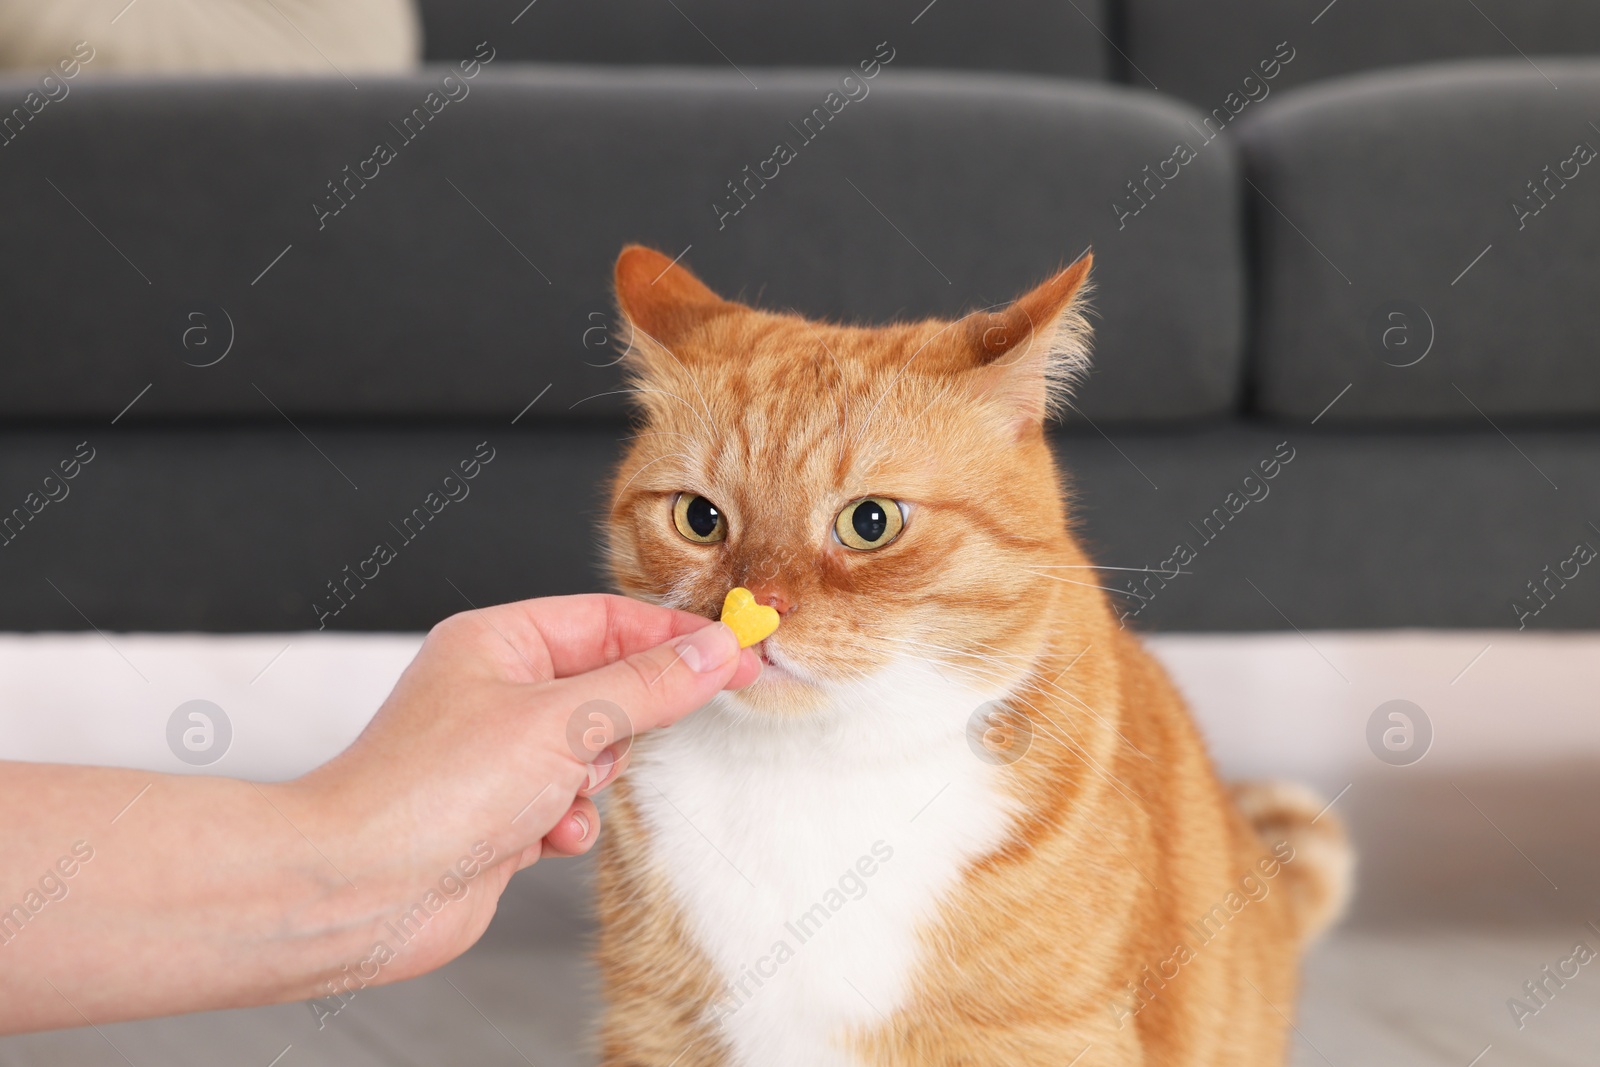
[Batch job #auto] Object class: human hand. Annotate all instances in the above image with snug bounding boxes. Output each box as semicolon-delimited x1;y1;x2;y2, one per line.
278;593;761;994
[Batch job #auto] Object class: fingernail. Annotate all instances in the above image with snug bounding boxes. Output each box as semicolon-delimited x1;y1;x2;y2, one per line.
571;811;590;842
674;623;739;674
587;748;615;791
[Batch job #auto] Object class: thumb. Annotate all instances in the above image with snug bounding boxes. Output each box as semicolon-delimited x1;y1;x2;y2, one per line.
542;621;744;743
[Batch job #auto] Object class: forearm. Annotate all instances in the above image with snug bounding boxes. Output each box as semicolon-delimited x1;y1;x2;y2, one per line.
0;597;751;1035
0;762;384;1035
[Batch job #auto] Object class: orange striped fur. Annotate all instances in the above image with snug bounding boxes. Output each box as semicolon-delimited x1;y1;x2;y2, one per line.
597;245;1352;1066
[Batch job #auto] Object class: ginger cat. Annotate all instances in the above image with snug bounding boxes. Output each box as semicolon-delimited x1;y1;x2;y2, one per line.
596;245;1352;1067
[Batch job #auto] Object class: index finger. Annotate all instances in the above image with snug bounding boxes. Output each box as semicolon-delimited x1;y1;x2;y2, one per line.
471;593;717;680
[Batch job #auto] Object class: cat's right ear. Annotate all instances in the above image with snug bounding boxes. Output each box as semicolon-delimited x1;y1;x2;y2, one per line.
955;252;1094;431
614;245;732;351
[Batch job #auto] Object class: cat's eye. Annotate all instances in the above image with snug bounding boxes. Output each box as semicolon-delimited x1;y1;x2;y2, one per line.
834;497;905;551
672;493;728;544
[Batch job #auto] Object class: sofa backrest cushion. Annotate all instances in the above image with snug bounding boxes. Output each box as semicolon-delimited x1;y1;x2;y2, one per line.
1239;60;1600;423
0;68;1245;427
420;0;1112;81
1125;0;1600;106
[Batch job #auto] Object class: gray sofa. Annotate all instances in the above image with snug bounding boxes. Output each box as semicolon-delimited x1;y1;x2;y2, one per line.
2;0;1597;635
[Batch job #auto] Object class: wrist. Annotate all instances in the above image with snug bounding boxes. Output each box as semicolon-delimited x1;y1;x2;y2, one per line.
252;776;410;1003
266;767;514;1005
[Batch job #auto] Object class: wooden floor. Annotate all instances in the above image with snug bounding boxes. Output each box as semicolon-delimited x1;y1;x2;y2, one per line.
8;669;1600;1066
6;927;1599;1067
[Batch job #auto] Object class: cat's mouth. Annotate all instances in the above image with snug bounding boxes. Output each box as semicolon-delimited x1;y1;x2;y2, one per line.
750;637;809;685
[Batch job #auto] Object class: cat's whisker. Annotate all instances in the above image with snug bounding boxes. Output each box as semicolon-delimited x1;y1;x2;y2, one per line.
884;626;1091;675
1024;570;1146;599
868;634;1041;675
864;630;1075;697
627;321;720;430
1031;564;1192;575
1028;674;1155;764
999;644;1152;764
852;644;1026;688
865;635;1101;715
1064;646;1095;674
864;632;1026;658
858;638;1042;691
849;635;1007;680
860;633;980;656
655;571;708;613
947;634;1042;661
568;386;640;409
615;452;697;498
627;384;718;443
1052;641;1094;677
1004;741;1162;895
571;382;716;443
1003;690;1146;805
618;429;702;446
867;643;1041;704
978;692;1142;809
862;633;1155;766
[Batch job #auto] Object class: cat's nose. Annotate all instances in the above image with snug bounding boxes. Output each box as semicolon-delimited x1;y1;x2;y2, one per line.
746;584;796;617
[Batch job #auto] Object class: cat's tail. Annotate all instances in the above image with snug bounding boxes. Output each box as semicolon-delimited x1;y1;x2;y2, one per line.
1231;780;1354;942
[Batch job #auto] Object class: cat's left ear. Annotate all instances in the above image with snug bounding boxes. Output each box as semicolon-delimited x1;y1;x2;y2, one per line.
957;252;1094;430
614;245;733;351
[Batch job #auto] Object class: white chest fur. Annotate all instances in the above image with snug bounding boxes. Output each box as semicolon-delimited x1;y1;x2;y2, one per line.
624;657;1020;1067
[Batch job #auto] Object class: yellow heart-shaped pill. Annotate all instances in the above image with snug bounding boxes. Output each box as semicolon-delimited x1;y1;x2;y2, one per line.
721;587;780;648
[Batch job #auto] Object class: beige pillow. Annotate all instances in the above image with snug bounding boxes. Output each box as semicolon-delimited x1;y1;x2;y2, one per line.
0;0;420;75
